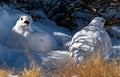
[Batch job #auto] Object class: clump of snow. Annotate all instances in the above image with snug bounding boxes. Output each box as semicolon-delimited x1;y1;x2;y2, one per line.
8;74;18;77
107;9;120;18
31;10;71;50
109;26;120;38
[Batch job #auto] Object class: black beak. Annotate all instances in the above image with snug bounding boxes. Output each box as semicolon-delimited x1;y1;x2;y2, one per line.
24;20;29;25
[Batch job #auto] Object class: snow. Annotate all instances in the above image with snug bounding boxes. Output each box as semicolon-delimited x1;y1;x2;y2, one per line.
108;26;120;58
32;11;71;50
109;26;120;38
0;6;71;70
106;9;120;18
8;74;18;77
0;5;119;77
0;44;29;69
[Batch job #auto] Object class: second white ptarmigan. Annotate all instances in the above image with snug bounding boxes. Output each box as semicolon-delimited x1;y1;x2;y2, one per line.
69;17;113;63
6;15;57;52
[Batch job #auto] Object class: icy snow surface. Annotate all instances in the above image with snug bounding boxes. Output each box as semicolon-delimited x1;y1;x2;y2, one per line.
0;7;71;70
0;6;119;74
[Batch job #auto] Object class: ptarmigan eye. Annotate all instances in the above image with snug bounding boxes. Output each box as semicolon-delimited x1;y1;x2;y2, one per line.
21;17;23;20
101;20;104;23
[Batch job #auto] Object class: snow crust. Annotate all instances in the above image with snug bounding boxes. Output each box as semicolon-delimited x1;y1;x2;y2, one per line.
0;6;119;76
0;7;71;70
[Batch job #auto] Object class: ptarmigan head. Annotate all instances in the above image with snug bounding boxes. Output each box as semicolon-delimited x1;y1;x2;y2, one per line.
89;17;105;28
12;15;33;35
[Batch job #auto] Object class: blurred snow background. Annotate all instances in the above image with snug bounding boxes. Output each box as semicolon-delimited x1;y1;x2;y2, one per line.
0;6;71;70
0;0;119;73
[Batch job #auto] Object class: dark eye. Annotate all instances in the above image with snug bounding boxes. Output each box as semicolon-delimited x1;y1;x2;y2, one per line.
101;20;104;23
21;17;23;20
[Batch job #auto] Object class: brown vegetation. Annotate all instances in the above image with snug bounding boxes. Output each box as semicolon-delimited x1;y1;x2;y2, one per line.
58;54;120;77
0;70;8;77
0;54;120;77
20;67;41;77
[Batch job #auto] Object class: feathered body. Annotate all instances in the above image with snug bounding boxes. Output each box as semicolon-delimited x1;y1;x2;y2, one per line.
7;15;57;52
69;17;113;63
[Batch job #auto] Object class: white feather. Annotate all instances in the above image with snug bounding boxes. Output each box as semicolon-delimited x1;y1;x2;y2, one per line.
69;17;113;63
6;15;57;52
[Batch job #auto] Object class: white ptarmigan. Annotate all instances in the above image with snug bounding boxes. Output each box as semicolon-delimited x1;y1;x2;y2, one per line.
69;17;113;63
7;15;57;52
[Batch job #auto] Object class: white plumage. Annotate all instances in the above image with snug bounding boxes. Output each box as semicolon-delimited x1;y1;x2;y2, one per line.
69;17;113;63
6;15;57;52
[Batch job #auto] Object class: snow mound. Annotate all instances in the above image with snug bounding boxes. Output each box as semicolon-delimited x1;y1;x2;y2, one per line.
0;7;71;70
0;44;29;69
109;26;120;38
69;17;113;63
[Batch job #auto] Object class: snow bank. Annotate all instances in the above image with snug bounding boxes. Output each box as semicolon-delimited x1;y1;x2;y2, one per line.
0;44;29;69
0;5;119;73
109;26;120;38
0;7;71;70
